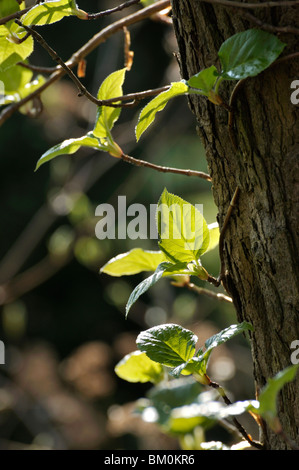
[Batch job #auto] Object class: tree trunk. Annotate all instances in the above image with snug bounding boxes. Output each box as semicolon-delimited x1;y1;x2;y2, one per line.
171;0;299;449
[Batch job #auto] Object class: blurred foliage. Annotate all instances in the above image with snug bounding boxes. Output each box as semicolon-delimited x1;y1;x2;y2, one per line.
0;0;255;450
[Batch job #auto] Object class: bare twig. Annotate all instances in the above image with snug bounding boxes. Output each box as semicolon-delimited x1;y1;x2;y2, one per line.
0;254;71;306
174;281;233;303
0;0;171;127
199;0;299;9
16;20;172;110
0;6;30;26
17;62;57;74
121;152;212;181
206;375;264;450
87;0;141;20
238;10;299;34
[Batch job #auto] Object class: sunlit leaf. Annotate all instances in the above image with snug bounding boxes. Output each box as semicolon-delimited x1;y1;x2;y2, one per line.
135;81;189;141
0;23;33;71
93;68;126;139
115;350;164;384
100;248;166;277
22;0;84;26
187;66;218;95
157;188;210;264
35;133;102;170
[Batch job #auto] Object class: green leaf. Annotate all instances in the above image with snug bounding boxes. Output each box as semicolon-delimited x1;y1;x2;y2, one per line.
187;66;218;95
35;133;102;170
93;68;126;139
250;365;299;427
135;81;189;141
125;262;171;317
0;0;21;19
204;222;219;255
0;62;32;94
194;322;253;375
139;377;205;432
22;0;83;26
100;248;166;277
157;188;210;264
115;350;164;384
136;323;198;369
170;398;257;434
0;23;34;71
218;29;286;81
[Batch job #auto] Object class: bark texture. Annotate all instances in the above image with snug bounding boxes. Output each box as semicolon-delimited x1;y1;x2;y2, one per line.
171;0;299;449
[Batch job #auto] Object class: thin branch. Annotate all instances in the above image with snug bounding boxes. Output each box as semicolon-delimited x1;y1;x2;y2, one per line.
0;6;30;26
174;280;233;303
206;375;264;450
199;0;299;9
0;0;171;127
238;10;299;34
0;253;71;306
120;152;212;181
17;62;57;74
16;20;173;110
87;0;141;20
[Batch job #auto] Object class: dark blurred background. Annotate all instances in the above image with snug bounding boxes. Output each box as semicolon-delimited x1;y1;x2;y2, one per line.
0;0;256;450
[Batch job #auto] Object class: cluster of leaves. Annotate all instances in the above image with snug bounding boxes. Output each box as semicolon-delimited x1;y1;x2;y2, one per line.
33;27;285;169
114;321;299;449
0;0;87;107
1;2;296;449
101;188;220;317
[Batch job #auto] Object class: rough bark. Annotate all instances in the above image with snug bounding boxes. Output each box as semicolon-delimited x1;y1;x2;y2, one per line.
171;0;299;449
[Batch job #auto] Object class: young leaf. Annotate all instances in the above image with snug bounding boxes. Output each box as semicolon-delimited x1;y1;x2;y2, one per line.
135;81;189;141
35;133;102;170
115;350;164;384
125;262;171;317
0;23;34;71
136;323;198;369
100;249;166;277
194;322;253;375
187;66;218;95
250;364;299;428
93;68;127;139
22;0;85;26
204;222;219;255
0;63;33;96
157;188;210;264
218;29;286;81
